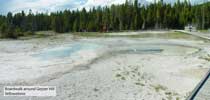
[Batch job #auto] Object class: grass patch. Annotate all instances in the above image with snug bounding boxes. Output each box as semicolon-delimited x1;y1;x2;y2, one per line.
200;54;210;61
165;92;172;95
121;77;126;80
152;84;167;92
135;82;145;86
115;73;126;80
176;97;180;100
73;31;207;41
115;74;122;77
202;57;210;61
198;30;209;33
93;88;99;92
166;95;173;100
17;31;54;40
18;33;51;40
73;32;107;37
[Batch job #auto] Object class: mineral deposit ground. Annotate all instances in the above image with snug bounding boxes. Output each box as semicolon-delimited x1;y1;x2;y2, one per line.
0;31;210;100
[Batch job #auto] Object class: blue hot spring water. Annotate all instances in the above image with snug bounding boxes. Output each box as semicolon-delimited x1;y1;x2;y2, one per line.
33;43;100;60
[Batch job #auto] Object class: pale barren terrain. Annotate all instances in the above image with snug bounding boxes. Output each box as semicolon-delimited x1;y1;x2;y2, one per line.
0;31;209;100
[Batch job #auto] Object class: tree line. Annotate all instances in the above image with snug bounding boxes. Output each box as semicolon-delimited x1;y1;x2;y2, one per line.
0;0;210;38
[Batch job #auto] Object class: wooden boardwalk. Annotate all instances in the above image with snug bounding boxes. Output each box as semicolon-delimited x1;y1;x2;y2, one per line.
188;69;210;100
194;75;210;100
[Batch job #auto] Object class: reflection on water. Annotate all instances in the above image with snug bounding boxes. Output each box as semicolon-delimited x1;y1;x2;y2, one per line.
115;44;199;56
119;48;163;54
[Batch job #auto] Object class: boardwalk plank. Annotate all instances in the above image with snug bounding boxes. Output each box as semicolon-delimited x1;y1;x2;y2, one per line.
194;76;210;100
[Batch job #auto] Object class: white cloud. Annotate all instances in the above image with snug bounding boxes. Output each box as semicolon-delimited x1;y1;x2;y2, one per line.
84;0;125;6
6;0;128;14
7;0;83;13
78;0;126;10
2;0;209;14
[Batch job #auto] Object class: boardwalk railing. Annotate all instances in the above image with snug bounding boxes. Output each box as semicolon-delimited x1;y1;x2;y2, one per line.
187;69;210;100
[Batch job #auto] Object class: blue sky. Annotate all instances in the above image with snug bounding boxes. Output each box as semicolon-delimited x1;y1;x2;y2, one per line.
0;0;208;15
